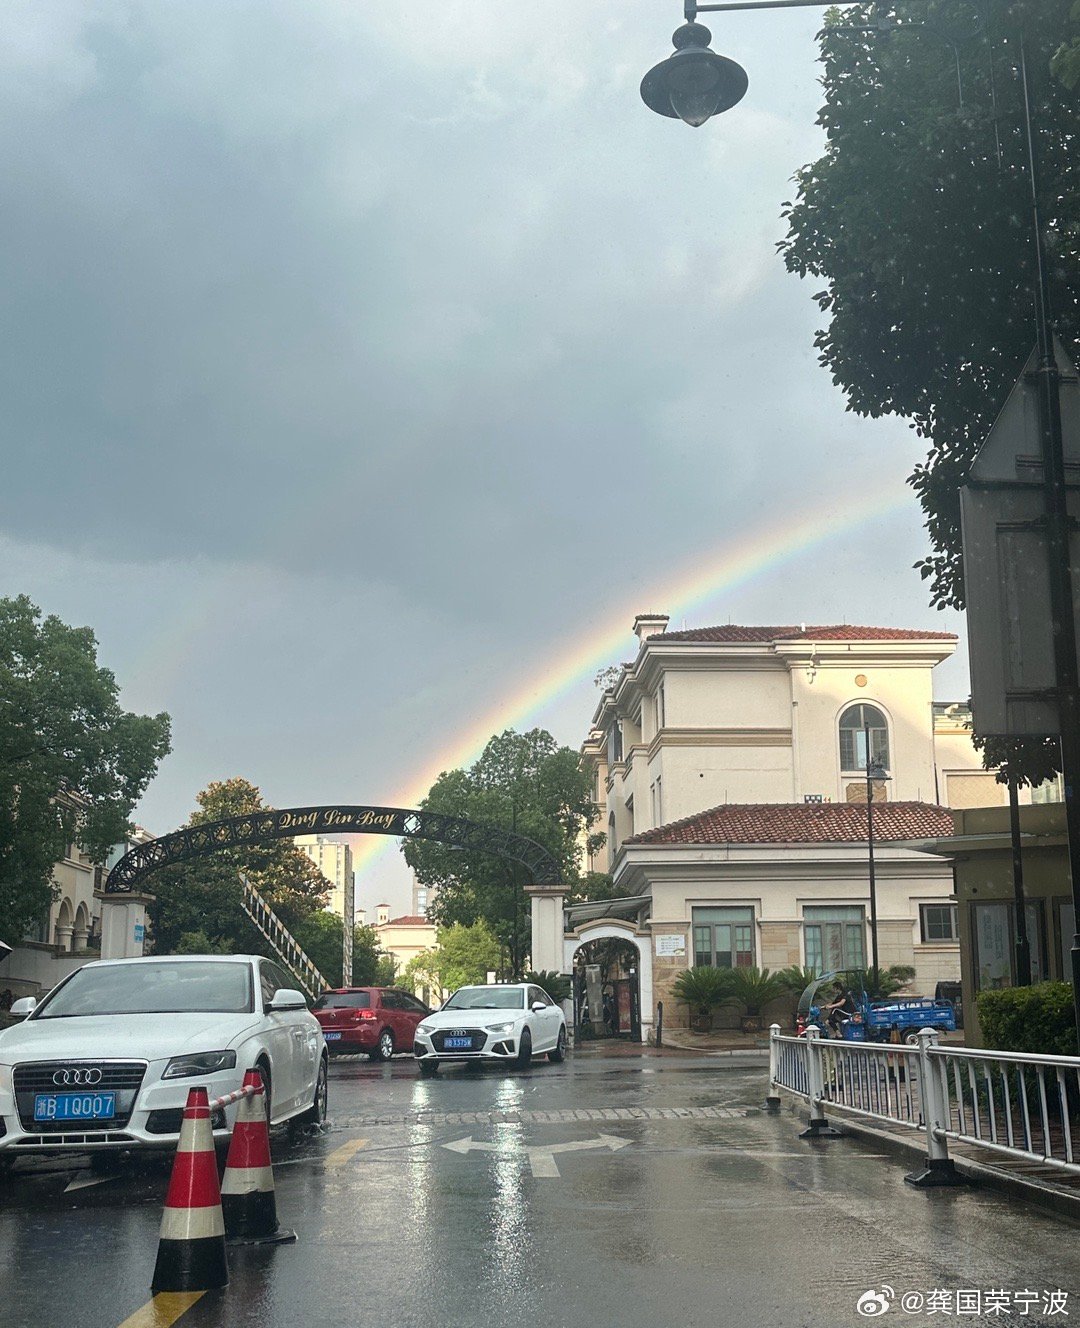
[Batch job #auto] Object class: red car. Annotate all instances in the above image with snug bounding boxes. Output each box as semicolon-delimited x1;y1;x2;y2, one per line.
313;987;432;1061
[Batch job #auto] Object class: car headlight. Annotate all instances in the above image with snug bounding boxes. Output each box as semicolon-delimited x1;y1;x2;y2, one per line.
162;1050;237;1080
486;1022;515;1035
416;1023;434;1036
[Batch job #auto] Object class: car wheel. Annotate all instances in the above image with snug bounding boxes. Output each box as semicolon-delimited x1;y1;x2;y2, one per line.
418;1060;439;1078
256;1061;273;1127
515;1028;532;1070
372;1029;395;1062
300;1055;329;1126
548;1027;567;1063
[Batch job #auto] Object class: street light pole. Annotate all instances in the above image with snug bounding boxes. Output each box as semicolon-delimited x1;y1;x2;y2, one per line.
864;723;885;975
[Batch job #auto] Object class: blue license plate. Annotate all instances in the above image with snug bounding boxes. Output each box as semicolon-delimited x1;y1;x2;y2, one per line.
444;1036;473;1049
34;1092;117;1122
324;1032;342;1041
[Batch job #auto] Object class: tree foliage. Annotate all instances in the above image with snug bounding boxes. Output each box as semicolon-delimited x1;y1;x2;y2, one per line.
404;921;502;994
289;911;388;989
0;595;171;943
780;0;1080;615
148;778;332;963
403;729;603;976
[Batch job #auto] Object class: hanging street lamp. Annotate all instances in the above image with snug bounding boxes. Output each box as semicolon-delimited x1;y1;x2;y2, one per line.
640;21;748;126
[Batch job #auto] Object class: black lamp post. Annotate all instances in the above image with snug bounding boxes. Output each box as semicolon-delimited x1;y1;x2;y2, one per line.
642;0;1080;1027
864;727;888;976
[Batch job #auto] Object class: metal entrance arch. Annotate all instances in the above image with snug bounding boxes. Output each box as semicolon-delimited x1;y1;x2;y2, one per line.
103;804;561;894
100;805;562;992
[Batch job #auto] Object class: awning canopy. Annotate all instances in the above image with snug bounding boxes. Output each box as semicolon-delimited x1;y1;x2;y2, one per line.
564;895;650;927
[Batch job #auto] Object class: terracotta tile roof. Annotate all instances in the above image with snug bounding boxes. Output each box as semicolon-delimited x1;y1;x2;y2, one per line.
381;915;431;927
650;625;957;644
625;801;954;847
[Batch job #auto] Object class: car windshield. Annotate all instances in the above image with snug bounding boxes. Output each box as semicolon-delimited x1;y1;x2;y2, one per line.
36;961;254;1018
443;987;524;1011
313;992;371;1010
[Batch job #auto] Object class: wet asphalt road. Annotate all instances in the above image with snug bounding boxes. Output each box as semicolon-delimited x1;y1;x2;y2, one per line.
2;1047;1079;1328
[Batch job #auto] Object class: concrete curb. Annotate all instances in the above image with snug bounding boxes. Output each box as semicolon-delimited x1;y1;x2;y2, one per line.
799;1101;1080;1224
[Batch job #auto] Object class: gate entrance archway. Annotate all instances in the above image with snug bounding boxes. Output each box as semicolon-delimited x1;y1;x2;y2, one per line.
563;920;653;1044
101;805;564;994
104;805;561;893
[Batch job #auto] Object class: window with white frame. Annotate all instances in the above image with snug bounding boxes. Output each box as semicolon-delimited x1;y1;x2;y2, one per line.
609;722;623;764
804;905;866;974
919;903;958;943
839;703;889;773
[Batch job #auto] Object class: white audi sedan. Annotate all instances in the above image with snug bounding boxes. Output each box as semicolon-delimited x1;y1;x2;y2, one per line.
412;982;566;1075
0;954;328;1161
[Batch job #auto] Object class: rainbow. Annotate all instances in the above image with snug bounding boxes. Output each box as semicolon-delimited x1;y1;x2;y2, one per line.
349;480;912;882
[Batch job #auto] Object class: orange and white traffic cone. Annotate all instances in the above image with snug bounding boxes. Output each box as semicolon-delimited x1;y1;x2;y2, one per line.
220;1069;296;1245
151;1086;229;1292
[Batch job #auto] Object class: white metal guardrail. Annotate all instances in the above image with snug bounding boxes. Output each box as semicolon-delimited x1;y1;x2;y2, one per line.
767;1024;1080;1187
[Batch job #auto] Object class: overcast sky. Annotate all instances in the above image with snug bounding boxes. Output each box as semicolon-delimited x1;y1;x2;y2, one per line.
2;1;970;913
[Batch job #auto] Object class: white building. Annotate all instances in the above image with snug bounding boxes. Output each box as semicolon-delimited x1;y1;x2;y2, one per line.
0;825;154;1003
293;834;355;921
577;617;998;1029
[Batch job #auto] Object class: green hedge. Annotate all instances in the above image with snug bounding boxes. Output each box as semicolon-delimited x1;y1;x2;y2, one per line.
976;982;1077;1057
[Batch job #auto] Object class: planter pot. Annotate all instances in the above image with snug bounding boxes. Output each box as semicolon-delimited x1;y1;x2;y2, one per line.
741;1014;764;1034
689;1011;712;1033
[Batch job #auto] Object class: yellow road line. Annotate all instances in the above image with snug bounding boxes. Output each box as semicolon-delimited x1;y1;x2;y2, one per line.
325;1137;369;1168
116;1292;206;1328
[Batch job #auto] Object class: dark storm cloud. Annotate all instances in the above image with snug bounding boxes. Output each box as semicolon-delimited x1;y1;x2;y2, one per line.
0;1;850;617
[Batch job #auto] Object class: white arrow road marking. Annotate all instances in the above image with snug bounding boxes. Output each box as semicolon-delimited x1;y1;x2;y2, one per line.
442;1133;630;1178
528;1133;630;1177
442;1136;498;1155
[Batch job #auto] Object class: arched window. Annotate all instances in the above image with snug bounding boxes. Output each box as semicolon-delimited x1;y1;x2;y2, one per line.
839;703;889;773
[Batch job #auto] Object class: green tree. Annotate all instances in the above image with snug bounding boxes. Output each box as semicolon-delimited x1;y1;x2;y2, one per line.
288;913;391;989
779;0;1079;784
1052;2;1080;87
403;729;603;976
0;595;171;943
148;777;331;957
403;921;501;994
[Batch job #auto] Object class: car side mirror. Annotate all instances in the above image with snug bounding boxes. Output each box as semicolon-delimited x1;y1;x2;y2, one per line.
268;988;307;1012
530;1001;547;1013
9;997;37;1018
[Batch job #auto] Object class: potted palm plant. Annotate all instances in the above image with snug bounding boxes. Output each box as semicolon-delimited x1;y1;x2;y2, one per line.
671;966;731;1032
726;967;787;1033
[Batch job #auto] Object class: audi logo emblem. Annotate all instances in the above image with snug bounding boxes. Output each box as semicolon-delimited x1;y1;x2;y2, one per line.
52;1067;103;1086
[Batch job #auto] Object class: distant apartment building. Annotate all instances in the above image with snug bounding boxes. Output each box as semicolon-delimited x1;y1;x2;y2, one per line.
578;616;1002;1027
293;835;355;920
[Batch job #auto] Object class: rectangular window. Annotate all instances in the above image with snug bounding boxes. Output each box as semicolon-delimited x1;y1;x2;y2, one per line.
840;728;889;773
609;724;623;764
657;682;666;730
691;907;755;969
803;906;866;976
919;904;958;943
972;901;1046;990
